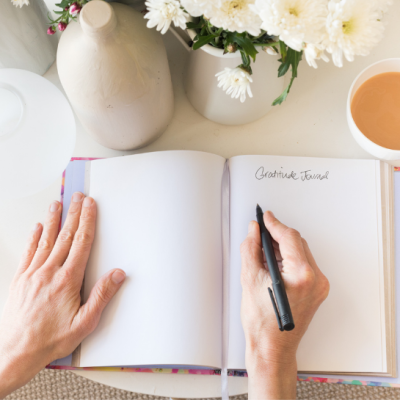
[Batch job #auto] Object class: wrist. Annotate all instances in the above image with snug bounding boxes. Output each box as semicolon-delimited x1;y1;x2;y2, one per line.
0;350;21;398
0;344;44;398
246;348;297;376
246;351;297;400
245;333;298;369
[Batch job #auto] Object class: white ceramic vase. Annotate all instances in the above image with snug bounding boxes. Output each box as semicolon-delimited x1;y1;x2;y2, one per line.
183;29;285;125
0;0;57;75
57;0;174;150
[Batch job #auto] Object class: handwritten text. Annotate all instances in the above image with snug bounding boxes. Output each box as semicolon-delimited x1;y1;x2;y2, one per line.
255;167;329;182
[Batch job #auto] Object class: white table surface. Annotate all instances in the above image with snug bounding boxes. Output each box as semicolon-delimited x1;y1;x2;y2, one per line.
1;2;400;398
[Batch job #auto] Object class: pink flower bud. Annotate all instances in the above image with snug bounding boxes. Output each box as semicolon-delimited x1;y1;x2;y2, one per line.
58;22;67;32
47;26;56;35
64;6;69;11
69;2;81;16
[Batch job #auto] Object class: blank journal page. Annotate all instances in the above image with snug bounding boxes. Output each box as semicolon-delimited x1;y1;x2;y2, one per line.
228;155;386;373
80;151;226;368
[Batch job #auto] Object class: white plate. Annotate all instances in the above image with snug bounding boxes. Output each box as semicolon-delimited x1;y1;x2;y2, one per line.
0;68;75;199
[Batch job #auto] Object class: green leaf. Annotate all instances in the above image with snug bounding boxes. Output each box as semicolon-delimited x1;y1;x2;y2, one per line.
192;27;222;50
193;34;220;50
272;79;293;106
277;47;302;77
200;26;208;36
254;41;278;47
273;48;302;105
225;32;234;44
291;49;302;78
279;41;287;62
55;0;69;9
240;50;250;67
277;59;290;77
47;12;62;23
186;21;203;30
232;34;258;62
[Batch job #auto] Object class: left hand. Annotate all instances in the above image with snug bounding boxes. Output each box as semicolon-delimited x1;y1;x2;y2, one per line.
0;193;126;398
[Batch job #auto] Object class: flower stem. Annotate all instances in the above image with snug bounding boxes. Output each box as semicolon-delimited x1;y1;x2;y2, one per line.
254;42;278;47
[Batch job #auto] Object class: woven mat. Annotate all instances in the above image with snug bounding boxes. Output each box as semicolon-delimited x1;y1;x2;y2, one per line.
5;369;400;400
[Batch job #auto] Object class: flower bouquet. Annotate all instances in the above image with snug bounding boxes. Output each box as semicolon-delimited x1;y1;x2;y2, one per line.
47;0;88;35
143;0;392;104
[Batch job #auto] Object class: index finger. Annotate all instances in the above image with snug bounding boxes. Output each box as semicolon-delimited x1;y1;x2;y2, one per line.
240;221;268;286
63;197;96;282
263;211;310;274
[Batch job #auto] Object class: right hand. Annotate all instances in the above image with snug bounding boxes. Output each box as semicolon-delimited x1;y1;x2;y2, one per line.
240;211;330;399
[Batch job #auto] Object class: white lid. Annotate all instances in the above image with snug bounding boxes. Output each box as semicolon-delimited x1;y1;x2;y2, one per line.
0;69;76;199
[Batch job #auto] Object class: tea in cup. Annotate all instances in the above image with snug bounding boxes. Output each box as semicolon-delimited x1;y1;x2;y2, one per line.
347;59;400;160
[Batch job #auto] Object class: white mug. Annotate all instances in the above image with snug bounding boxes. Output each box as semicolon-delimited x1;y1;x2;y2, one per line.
347;58;400;160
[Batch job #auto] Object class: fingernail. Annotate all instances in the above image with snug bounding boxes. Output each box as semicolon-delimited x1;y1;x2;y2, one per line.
50;201;59;212
248;221;254;234
112;270;126;284
83;197;92;208
268;211;275;218
72;192;83;202
32;222;41;231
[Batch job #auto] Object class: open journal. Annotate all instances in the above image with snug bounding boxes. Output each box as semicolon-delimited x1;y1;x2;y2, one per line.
67;151;395;377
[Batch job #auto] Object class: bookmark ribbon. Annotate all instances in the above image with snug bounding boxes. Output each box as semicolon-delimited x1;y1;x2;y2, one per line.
221;161;230;400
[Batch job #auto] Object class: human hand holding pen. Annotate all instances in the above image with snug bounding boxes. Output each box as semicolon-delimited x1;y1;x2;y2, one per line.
240;211;330;400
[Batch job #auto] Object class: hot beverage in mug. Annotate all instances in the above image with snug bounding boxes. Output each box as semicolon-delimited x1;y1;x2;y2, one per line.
351;72;400;150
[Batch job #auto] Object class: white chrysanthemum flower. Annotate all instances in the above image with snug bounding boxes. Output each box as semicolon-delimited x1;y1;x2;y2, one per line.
373;0;393;13
11;0;29;7
180;0;219;17
207;0;263;37
216;67;253;103
325;0;385;67
303;43;329;68
145;0;189;34
252;0;328;51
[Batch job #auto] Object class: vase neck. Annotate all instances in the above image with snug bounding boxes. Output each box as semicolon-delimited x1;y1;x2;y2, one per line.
80;0;117;39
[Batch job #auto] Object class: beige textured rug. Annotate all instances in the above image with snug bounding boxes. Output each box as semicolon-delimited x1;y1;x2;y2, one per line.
5;369;400;400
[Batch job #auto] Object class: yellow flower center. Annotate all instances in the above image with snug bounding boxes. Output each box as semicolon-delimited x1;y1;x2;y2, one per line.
222;0;248;15
288;7;299;16
342;19;355;35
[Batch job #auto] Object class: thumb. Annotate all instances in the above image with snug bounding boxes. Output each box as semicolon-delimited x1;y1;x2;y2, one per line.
263;211;308;263
73;269;126;338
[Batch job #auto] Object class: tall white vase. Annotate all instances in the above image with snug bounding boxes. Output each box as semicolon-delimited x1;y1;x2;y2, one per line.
183;30;285;125
0;0;57;75
57;0;174;150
